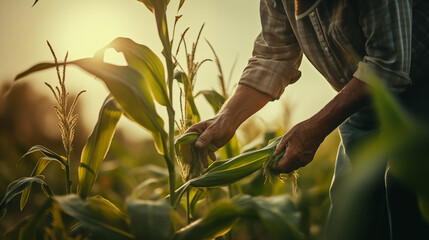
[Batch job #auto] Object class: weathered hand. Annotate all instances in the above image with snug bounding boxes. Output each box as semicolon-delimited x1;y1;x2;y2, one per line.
272;120;325;173
185;113;238;168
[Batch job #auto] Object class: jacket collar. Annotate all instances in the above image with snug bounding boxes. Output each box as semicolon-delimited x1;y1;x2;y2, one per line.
295;0;322;20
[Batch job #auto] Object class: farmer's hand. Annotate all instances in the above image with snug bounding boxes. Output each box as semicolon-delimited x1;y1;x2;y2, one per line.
271;78;371;173
185;84;273;168
186;113;238;168
272;119;325;173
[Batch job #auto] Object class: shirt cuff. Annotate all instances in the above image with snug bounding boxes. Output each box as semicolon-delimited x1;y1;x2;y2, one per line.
239;58;301;100
353;59;412;93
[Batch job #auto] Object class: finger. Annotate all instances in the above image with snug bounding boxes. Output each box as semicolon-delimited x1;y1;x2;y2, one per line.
208;151;216;161
273;137;287;156
185;122;205;134
195;129;214;149
275;149;297;173
199;147;209;168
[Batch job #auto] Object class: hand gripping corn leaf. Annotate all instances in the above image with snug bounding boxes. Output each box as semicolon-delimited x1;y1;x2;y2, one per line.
173;133;298;207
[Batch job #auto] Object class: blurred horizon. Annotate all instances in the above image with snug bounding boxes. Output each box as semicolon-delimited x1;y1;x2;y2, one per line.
0;0;336;143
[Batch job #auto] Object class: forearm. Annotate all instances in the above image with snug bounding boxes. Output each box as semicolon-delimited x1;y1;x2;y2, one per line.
220;83;273;129
309;78;371;138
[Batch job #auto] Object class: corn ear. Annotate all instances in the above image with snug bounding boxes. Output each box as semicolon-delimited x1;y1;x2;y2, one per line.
173;135;298;207
174;132;217;182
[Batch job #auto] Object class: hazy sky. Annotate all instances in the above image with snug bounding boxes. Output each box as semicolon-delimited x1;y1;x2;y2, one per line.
0;0;336;141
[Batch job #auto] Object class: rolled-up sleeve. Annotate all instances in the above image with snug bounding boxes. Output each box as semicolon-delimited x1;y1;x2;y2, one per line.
353;0;413;93
239;0;303;99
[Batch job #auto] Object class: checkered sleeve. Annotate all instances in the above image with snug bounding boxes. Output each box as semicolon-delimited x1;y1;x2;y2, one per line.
353;0;413;93
239;0;303;99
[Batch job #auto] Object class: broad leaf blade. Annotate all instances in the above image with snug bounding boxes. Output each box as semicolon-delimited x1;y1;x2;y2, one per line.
96;37;168;106
366;72;414;132
21;156;64;210
54;194;133;240
0;176;52;218
233;195;303;240
126;198;174;240
15;58;167;154
173;201;239;240
18;145;67;167
73;58;165;135
173;195;303;240
3;199;53;240
78;96;122;199
197;90;225;114
173;137;282;207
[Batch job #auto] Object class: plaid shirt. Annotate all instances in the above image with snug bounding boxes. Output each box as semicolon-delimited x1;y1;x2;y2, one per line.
240;0;429;99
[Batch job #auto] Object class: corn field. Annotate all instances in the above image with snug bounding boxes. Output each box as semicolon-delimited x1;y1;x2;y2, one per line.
1;0;428;239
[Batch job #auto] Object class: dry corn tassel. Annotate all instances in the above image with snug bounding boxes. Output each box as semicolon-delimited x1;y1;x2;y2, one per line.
174;133;299;207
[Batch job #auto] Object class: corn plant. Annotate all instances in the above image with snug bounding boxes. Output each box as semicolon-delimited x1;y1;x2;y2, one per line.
0;42;84;218
1;0;313;239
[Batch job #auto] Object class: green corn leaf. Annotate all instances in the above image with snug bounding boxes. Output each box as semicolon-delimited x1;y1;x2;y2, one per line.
174;201;238;240
174;71;201;126
18;145;67;167
3;215;32;240
17;147;66;209
175;132;218;156
418;195;429;224
20;156;64;211
15;58;167;154
173;136;283;207
335;76;429;235
131;177;169;199
126;198;174;240
78;96;122;199
0;176;53;218
54;194;133;240
173;194;304;240
175;132;218;182
196;90;226;114
366;71;415;133
95;37;168;106
3;199;53;240
153;0;171;58
173;71;185;84
137;0;171;60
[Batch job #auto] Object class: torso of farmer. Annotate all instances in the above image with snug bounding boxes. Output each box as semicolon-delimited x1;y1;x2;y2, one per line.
239;0;429;101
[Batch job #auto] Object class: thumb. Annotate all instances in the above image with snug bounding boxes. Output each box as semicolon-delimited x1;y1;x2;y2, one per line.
195;130;214;149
